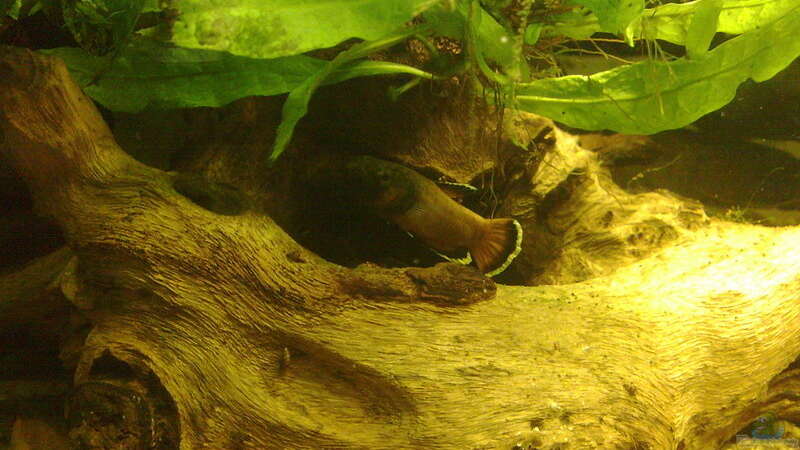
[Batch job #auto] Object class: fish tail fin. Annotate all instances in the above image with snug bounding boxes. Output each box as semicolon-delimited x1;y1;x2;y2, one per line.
470;218;523;277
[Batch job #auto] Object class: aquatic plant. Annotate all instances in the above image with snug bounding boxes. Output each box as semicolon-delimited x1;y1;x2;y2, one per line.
9;0;799;161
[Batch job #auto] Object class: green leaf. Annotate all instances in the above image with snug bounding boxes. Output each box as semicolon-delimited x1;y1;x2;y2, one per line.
109;0;146;45
423;1;517;74
514;3;800;134
269;27;425;163
1;0;21;18
685;0;723;59
717;0;797;34
42;40;328;112
422;2;463;37
327;60;436;84
569;0;644;35
542;10;600;40
169;0;438;59
142;0;158;12
62;0;145;55
21;0;43;17
524;23;542;45
633;0;798;45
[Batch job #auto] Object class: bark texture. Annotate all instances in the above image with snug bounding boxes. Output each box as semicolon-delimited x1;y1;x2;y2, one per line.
2;46;800;450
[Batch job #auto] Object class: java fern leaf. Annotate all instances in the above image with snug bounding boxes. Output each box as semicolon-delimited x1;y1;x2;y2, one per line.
168;0;438;59
684;0;723;59
569;0;644;36
422;2;517;78
516;2;800;134
43;41;328;112
634;0;798;45
45;38;434;118
546;0;798;45
268;27;429;163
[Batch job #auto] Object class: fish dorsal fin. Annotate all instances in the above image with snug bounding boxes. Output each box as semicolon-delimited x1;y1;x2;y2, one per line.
436;181;478;202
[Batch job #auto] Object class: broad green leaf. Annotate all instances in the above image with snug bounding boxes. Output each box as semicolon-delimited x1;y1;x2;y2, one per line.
633;2;695;44
569;0;644;35
169;0;437;59
685;0;723;59
634;0;798;45
422;2;463;37
465;0;510;83
423;2;518;74
109;0;145;47
551;0;798;45
717;0;797;34
42;40;328;112
514;3;800;134
269;27;426;163
524;23;542;45
542;10;600;40
62;0;145;55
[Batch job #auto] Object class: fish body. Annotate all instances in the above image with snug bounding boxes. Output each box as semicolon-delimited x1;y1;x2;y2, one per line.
342;155;522;276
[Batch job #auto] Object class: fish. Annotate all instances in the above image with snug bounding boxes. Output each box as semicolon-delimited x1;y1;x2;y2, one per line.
341;155;523;276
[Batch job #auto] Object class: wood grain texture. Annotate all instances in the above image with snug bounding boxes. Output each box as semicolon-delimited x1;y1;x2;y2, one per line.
1;45;800;449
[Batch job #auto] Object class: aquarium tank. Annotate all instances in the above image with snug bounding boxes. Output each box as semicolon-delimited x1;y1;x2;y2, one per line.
1;0;799;448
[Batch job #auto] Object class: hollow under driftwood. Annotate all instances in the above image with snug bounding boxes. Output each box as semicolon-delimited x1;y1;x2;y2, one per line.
2;46;800;449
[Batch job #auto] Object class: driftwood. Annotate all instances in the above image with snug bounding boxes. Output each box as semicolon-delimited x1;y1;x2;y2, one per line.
2;46;800;449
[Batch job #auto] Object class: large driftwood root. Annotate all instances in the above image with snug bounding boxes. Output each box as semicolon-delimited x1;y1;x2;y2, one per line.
2;46;800;449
